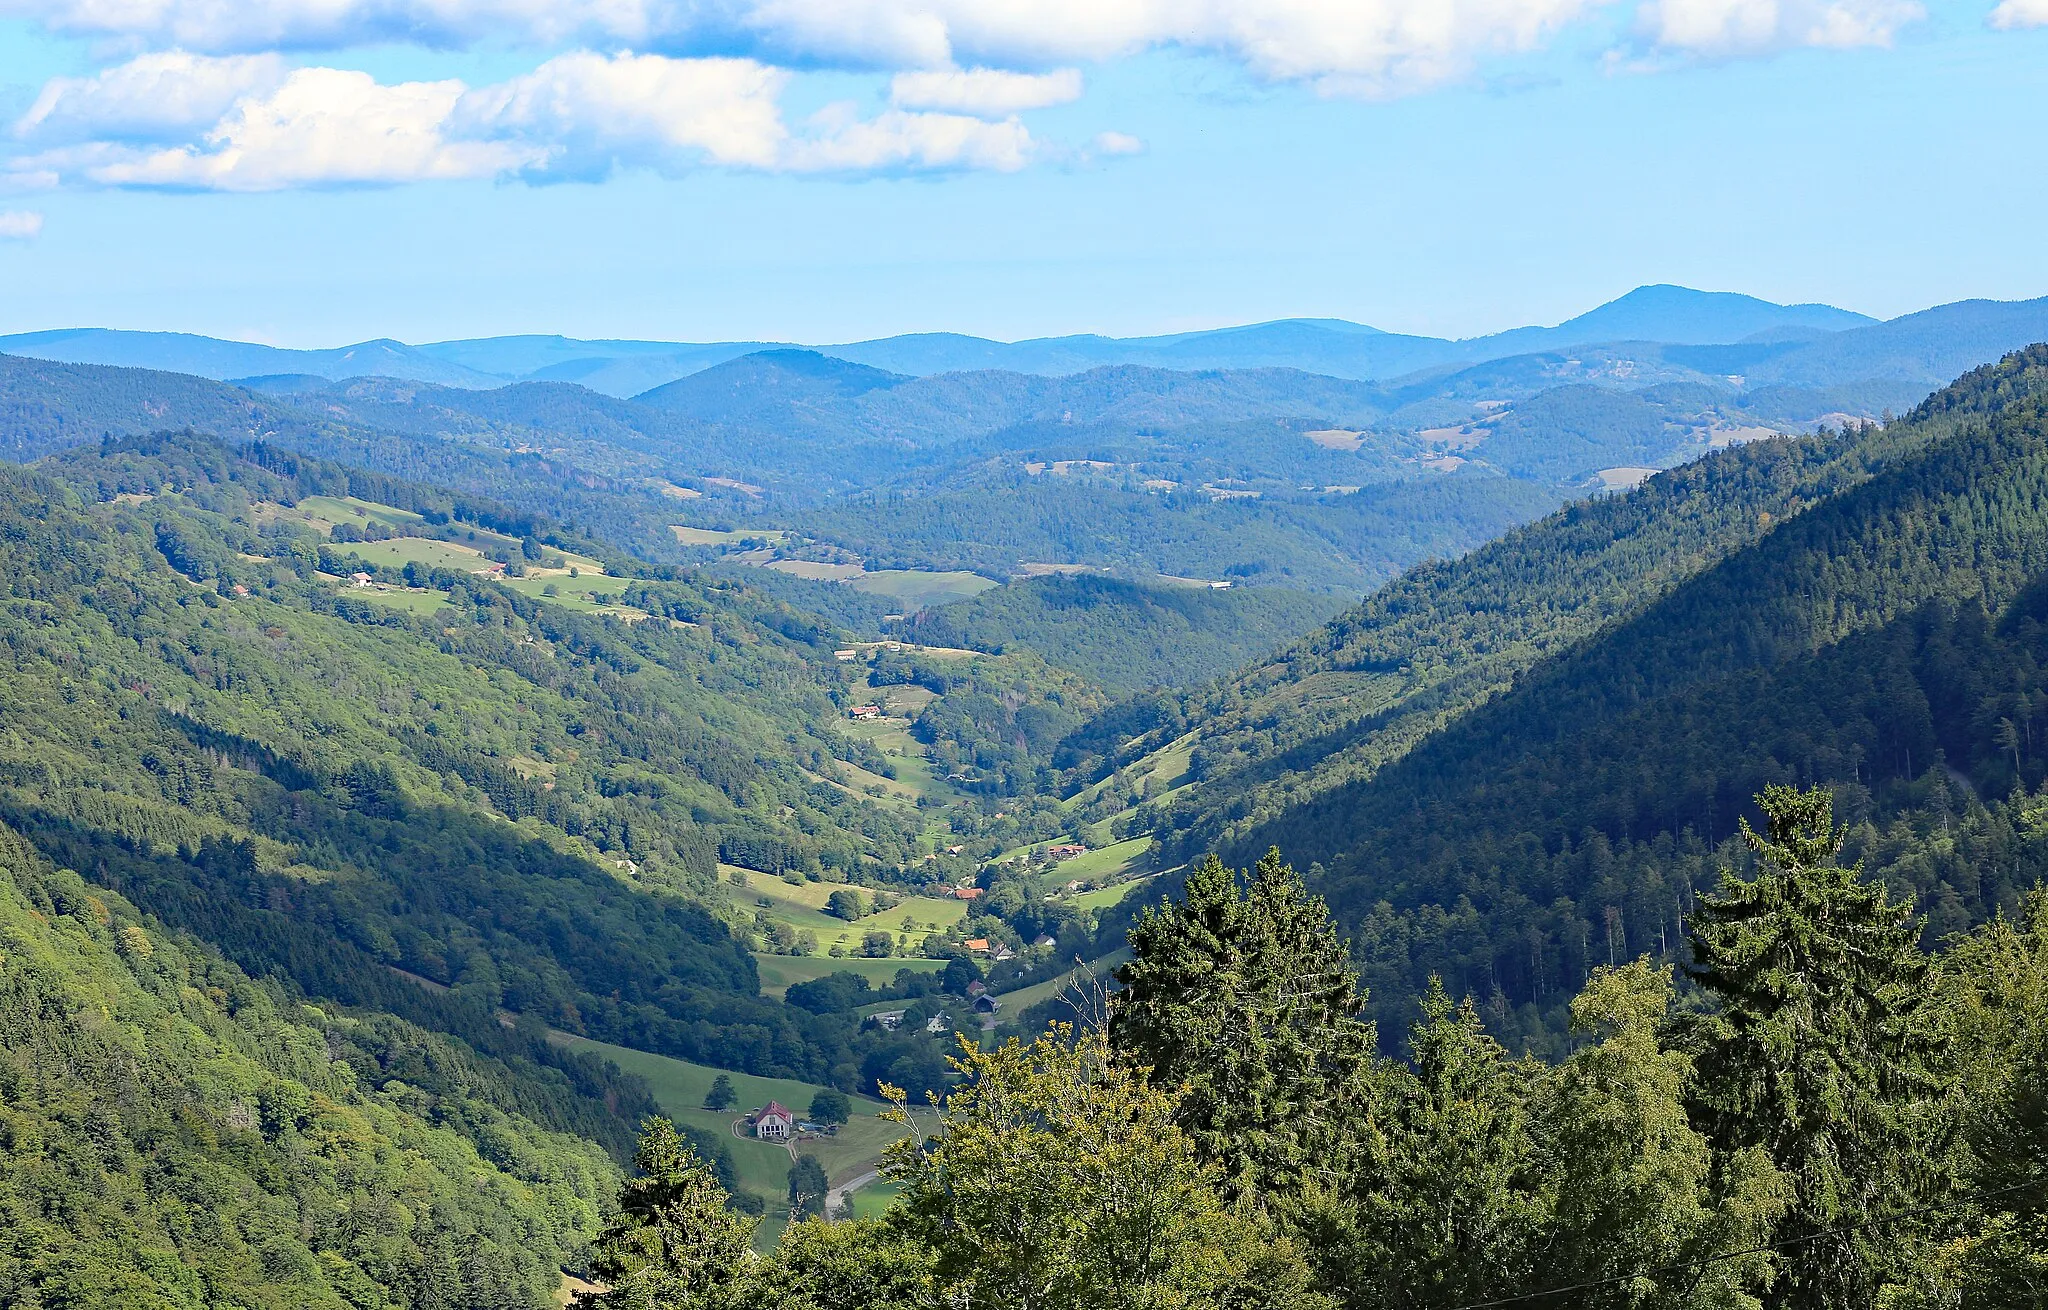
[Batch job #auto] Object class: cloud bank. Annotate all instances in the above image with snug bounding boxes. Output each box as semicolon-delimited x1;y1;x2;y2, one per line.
0;0;1952;97
8;50;1041;190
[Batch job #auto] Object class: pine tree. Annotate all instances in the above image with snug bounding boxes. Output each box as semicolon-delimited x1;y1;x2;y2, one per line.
1111;848;1376;1203
578;1119;756;1310
1325;979;1546;1310
1686;785;1950;1309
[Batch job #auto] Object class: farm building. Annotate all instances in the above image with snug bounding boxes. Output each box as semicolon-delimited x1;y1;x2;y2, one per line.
1047;844;1088;860
974;994;1003;1015
755;1102;795;1141
848;705;882;720
952;887;982;901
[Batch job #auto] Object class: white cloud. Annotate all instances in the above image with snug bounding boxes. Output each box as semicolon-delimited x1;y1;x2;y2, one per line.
0;209;43;238
0;0;1616;96
789;104;1034;172
889;67;1082;115
456;51;792;175
1093;130;1144;155
82;67;539;191
8;51;1042;190
1990;0;2048;27
15;51;288;145
1633;0;1924;57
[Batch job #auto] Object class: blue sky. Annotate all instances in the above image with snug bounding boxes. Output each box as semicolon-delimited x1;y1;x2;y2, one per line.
0;0;2042;347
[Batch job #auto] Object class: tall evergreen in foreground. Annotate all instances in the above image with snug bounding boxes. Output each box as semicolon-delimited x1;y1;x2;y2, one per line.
578;1122;755;1310
1685;785;1951;1309
1111;848;1376;1202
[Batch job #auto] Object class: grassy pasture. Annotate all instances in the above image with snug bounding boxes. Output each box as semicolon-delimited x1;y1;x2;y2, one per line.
991;947;1134;1012
849;570;997;609
671;525;788;547
342;537;492;572
751;953;947;998
547;1035;910;1235
292;494;426;530
767;560;865;582
1053;836;1153;886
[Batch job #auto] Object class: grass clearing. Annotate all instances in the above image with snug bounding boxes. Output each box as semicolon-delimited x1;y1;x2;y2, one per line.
289;494;426;531
671;525;788;547
1054;836;1153;886
768;559;865;582
752;952;947;998
849;570;997;609
847;1180;902;1220
992;947;1134;1011
342;537;492;572
1073;870;1163;914
841;716;956;801
726;865;968;947
548;1036;911;1235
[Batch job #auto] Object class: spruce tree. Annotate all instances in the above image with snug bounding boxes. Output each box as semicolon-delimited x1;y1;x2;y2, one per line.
1686;785;1949;1309
1111;847;1376;1203
579;1119;756;1310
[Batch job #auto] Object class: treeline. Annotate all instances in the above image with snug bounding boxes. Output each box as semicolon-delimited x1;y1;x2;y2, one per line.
580;798;2048;1309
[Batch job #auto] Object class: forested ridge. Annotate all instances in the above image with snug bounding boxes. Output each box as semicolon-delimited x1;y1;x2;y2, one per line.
1123;346;2048;1049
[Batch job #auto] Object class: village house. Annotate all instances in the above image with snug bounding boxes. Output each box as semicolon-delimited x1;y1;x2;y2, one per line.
952;886;981;901
834;649;858;661
349;572;373;587
925;1013;950;1033
754;1101;795;1141
848;705;881;720
1048;844;1088;860
964;939;990;954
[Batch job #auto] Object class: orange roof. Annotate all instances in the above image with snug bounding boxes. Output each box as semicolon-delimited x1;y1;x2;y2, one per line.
953;887;981;900
965;939;990;952
760;1101;793;1120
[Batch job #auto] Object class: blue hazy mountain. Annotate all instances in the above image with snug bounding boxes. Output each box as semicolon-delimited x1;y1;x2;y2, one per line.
0;328;505;388
1;285;1886;396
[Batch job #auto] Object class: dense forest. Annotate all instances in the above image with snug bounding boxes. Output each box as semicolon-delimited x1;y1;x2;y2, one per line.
572;818;2048;1310
904;573;1344;691
1121;347;2048;1047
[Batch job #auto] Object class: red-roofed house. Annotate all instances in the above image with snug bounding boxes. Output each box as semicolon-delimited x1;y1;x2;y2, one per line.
964;939;990;954
953;887;982;901
755;1101;795;1141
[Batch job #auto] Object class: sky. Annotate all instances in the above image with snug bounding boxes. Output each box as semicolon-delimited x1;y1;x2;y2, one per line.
0;0;2042;347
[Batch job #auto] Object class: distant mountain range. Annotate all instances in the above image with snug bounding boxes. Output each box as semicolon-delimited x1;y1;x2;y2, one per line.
0;285;1899;397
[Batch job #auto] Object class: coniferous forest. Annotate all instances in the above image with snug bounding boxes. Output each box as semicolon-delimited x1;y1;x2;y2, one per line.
3;338;2048;1309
